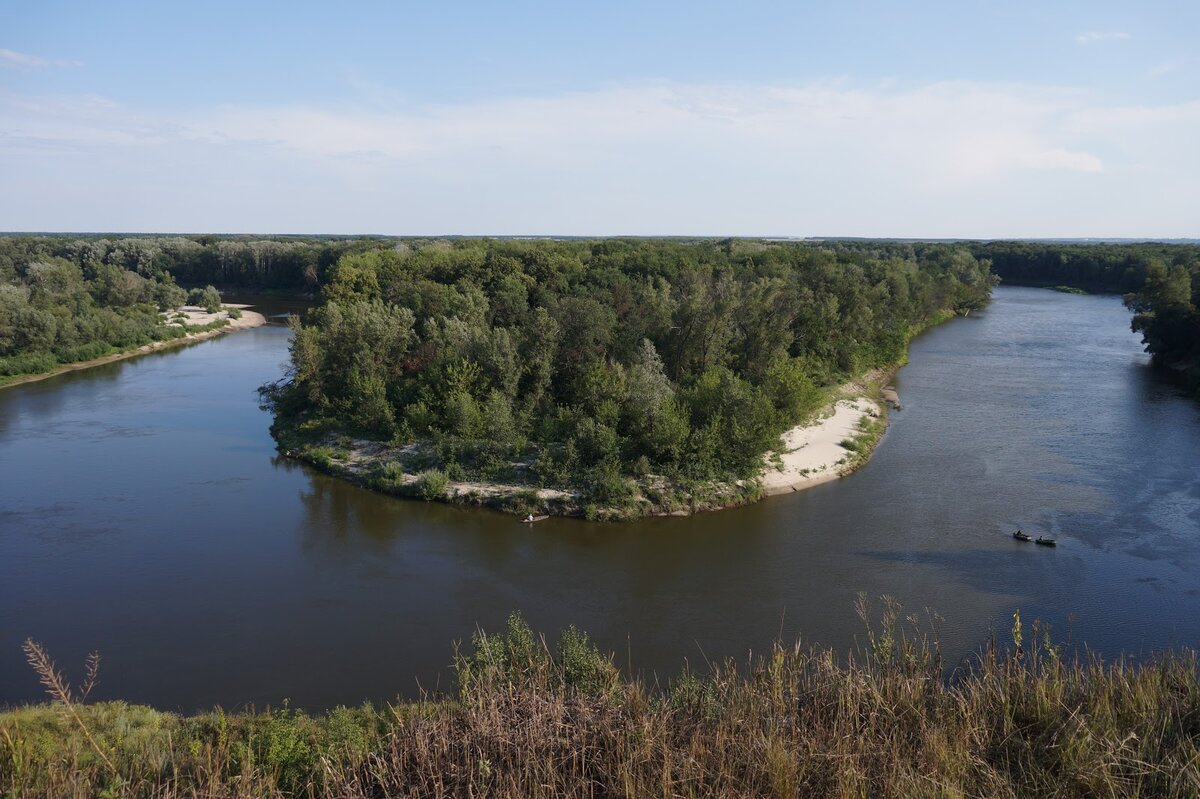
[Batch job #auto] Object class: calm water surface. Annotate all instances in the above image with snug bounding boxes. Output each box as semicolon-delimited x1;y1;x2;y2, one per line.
2;287;1199;710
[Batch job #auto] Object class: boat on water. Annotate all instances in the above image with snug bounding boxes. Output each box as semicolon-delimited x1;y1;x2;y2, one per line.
520;515;550;524
1013;530;1032;542
1035;536;1057;547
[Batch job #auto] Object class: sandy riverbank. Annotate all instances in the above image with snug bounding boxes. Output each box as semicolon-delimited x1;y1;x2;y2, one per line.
760;384;893;496
0;304;266;390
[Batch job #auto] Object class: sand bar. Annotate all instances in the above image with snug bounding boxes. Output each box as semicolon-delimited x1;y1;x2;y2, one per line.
760;396;882;495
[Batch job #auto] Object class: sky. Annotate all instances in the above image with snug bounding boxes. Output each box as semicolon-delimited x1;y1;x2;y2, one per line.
1;0;1197;237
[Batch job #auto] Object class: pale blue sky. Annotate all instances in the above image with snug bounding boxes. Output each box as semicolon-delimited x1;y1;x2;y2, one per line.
2;1;1197;236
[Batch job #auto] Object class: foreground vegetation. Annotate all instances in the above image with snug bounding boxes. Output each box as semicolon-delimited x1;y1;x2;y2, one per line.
4;606;1198;798
261;239;994;517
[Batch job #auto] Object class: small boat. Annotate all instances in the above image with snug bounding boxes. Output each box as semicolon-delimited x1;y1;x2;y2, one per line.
1013;530;1032;542
1035;536;1057;547
520;515;550;524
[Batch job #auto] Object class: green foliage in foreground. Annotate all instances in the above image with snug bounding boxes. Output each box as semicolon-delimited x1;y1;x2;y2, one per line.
3;608;1198;798
263;239;995;492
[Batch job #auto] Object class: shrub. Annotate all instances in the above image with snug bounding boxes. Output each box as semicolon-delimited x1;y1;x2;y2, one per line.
226;307;243;319
53;341;112;364
557;625;619;699
370;461;406;492
306;446;337;470
187;285;222;313
0;351;59;377
583;461;636;505
415;469;449;500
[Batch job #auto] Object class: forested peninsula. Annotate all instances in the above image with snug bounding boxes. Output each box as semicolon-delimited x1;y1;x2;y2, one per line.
258;239;995;518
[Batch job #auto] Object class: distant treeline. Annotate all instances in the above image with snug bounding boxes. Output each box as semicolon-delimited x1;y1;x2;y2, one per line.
801;239;1198;295
0;235;388;291
263;238;995;508
966;241;1199;294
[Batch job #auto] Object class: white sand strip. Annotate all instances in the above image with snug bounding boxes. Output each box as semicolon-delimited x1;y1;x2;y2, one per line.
172;304;267;330
760;397;881;495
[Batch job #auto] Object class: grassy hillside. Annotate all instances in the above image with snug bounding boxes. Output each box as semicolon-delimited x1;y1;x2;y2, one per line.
4;607;1197;798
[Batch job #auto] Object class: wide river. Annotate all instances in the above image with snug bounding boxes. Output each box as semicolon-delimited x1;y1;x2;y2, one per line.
2;287;1199;711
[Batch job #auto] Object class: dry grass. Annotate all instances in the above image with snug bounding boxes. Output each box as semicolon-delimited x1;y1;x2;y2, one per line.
3;606;1199;798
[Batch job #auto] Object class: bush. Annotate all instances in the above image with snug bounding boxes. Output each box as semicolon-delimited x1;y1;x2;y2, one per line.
226;307;243;319
370;461;406;491
558;625;620;698
187;285;222;313
583;461;636;505
306;446;337;470
53;341;113;364
415;469;449;500
0;351;59;377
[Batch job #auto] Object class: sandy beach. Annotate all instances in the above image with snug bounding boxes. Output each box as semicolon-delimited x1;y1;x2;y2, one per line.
0;304;266;390
760;395;884;495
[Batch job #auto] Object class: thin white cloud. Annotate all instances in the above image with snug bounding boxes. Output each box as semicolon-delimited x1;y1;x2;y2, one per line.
1;79;1196;236
1075;31;1131;45
0;47;81;68
167;82;1106;186
1146;57;1199;78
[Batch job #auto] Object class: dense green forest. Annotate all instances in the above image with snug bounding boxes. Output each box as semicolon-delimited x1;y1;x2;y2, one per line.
0;235;381;380
0;234;375;380
1124;259;1200;387
260;238;996;514
0;240;201;379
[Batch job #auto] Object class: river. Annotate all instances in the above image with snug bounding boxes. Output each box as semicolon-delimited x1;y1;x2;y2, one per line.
2;286;1199;711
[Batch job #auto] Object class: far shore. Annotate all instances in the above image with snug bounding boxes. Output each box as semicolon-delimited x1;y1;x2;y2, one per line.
0;304;267;390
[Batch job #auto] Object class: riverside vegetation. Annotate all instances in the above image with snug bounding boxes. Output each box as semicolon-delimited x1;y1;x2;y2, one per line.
0;238;241;383
971;241;1200;394
3;605;1198;798
259;238;996;518
817;239;1200;395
